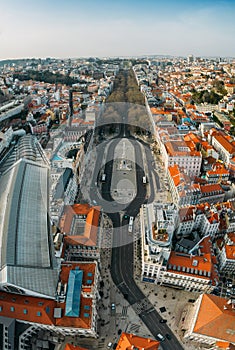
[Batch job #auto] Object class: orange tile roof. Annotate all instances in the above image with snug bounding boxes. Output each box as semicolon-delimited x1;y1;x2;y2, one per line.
207;164;229;176
116;332;160;350
60;262;96;288
225;83;235;87
65;345;87;350
168;251;212;276
201;141;213;151
214;133;235;155
60;204;100;246
168;164;181;186
200;183;224;194
151;108;172;115
225;233;235;260
0;292;56;325
165;140;201;157
193;294;235;343
178;206;195;222
216;341;235;349
0;262;96;330
168;237;218;284
184;132;202;144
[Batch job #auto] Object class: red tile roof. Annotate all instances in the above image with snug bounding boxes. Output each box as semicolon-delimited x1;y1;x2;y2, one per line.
60;204;100;246
0;263;97;330
225;233;235;260
116;333;160;350
168;237;218;284
178;206;195;222
193;294;235;343
65;345;88;350
200;183;224;194
213;133;235;155
215;342;235;349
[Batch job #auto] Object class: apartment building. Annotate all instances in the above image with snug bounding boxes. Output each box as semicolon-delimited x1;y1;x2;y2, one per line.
210;129;235;168
140;203;176;284
176;203;219;239
217;233;235;273
200;183;225;204
140;204;218;292
168;164;201;207
164;236;218;293
163;139;202;177
206;164;230;183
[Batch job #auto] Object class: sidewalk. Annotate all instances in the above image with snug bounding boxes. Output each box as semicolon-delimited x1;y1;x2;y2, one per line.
97;218;158;349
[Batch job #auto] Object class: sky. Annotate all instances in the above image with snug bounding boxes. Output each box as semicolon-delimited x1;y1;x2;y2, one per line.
0;0;235;59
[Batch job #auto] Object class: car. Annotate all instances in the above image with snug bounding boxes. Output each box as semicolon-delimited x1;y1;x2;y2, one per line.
159;319;167;323
166;334;172;340
226;279;233;287
156;333;165;341
107;342;113;349
111;303;116;310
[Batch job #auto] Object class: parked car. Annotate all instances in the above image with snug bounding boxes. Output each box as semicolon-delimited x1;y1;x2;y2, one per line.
166;334;172;340
226;279;233;288
159;319;167;323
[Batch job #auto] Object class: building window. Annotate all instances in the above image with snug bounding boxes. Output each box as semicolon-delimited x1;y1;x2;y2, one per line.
23;309;28;315
10;306;15;312
36;311;42;317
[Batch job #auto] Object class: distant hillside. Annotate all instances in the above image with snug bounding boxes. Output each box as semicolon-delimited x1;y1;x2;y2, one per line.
13;70;78;86
0;59;29;67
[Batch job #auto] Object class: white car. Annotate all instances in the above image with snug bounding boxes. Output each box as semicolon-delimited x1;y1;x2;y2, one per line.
157;333;165;341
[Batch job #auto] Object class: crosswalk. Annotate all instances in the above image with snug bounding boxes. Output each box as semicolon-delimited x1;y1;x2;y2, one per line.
128;323;140;333
98;339;105;348
121;306;128;318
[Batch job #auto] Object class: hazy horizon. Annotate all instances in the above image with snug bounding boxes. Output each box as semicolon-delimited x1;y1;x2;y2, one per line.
0;0;235;60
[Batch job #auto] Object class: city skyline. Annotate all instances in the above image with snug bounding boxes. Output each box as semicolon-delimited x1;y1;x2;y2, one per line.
0;0;235;60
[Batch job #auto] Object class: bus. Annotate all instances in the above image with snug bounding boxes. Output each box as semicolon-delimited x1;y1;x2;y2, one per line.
101;173;106;182
128;216;134;233
129;216;134;225
128;224;133;233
